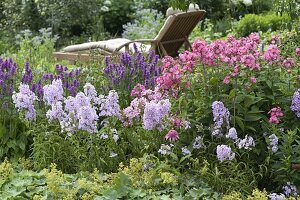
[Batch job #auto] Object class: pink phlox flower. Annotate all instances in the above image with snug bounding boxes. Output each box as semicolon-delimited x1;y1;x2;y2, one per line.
171;117;182;128
249;32;260;44
162;56;175;69
268;107;284;124
223;75;231;85
241;54;256;69
130;83;145;97
271;35;281;45
295;48;300;57
231;65;240;77
282;58;295;69
250;76;257;84
264;44;281;64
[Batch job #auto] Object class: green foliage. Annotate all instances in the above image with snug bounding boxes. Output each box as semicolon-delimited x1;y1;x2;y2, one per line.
190;19;223;42
0;158;220;199
122;9;164;40
235;12;290;37
103;0;133;36
29;119;126;173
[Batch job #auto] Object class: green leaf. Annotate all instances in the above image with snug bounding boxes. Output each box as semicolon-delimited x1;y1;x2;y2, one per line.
229;89;236;99
234;116;245;132
244;114;263;122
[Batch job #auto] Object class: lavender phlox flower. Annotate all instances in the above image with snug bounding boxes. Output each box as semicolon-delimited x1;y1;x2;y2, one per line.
226;127;238;140
181;120;191;129
77;105;98;133
193;136;204;149
268;193;285;200
75;92;90;107
99;90;121;117
83;82;98;103
46;101;65;121
64;96;77;113
43;79;64;105
143;99;171;131
109;152;118;157
211;101;230;137
60;114;77;135
158;144;173;155
216;144;235;162
113;134;119;143
12;83;38;121
212;101;230;127
283;182;298;197
182;146;191;156
236;135;255;150
269;134;279;153
291;89;300;117
100;134;108;139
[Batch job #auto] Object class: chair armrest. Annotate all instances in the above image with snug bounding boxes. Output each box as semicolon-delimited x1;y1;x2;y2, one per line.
113;39;159;53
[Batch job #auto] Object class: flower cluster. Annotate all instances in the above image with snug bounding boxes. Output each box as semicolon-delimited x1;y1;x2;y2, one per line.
143;99;171;131
211;101;230;137
158;144;173;155
268;193;285;200
269;134;279;153
0;58;17;98
21;62;33;84
268;107;284;124
263;44;281;64
12;84;38;120
236;135;255;150
36;65;80;100
192;136;204;149
192;33;261;73
121;85;166;127
216;145;235;162
99;90;121;117
40;80;121;134
291;89;300;117
283;182;298;197
43;79;64;105
156;52;196;94
104;49;161;90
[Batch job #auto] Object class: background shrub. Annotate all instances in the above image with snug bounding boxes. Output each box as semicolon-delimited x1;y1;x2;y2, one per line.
235;12;290;37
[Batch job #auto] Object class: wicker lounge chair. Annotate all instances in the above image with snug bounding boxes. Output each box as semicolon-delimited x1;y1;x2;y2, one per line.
53;8;206;63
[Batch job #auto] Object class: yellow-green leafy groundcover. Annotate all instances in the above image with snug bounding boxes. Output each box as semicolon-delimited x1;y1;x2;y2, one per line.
2;158;298;200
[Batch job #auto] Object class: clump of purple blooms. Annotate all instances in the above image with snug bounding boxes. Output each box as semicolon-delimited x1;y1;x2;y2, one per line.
143;99;171;131
43;79;64;105
269;134;279;153
291;89;300;117
283;182;298;197
216;144;235;162
236;135;255;150
39;80;120;135
12;84;38;121
268;193;285;200
41;64;80;97
211;101;230;137
226;127;238;140
21;61;33;84
98;90;121;117
158;144;173;155
192;136;204;149
104;48;161;90
0;58;17;99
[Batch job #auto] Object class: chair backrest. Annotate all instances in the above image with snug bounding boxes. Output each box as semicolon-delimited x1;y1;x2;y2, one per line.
154;10;206;57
